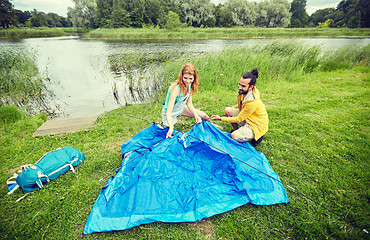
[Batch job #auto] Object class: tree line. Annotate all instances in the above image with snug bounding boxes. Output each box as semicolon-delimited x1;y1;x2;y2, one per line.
1;0;369;29
291;0;369;28
0;0;72;28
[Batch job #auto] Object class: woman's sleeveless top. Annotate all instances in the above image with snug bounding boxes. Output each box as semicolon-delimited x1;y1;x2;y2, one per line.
161;83;191;127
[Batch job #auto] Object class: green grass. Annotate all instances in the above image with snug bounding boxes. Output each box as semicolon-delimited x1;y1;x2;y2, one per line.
0;27;83;38
85;27;370;39
0;42;369;239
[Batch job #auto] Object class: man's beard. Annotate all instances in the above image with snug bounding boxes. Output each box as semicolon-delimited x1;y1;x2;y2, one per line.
239;89;249;95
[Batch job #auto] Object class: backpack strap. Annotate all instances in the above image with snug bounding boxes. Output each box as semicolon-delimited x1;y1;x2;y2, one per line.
66;155;80;173
7;173;29;202
36;170;51;189
48;155;80;177
15;193;29;203
6;173;18;185
7;173;20;195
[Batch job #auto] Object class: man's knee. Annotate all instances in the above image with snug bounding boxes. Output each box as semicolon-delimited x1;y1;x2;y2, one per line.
224;107;234;117
230;132;239;141
230;131;252;143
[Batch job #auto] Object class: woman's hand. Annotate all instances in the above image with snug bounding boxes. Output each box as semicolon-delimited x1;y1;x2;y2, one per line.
166;126;174;138
211;115;221;121
195;114;202;124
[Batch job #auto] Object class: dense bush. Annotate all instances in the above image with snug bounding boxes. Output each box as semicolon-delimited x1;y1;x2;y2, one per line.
0;105;22;124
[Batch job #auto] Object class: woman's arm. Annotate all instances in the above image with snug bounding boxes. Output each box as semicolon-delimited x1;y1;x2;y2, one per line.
165;86;179;138
186;95;202;124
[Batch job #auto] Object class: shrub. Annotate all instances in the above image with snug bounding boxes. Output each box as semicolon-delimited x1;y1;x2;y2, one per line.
0;105;22;124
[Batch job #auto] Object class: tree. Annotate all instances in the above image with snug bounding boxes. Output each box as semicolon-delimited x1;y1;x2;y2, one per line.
358;0;370;27
255;1;269;27
67;0;97;28
59;16;72;27
144;0;168;26
165;10;182;29
317;18;334;28
45;13;58;27
214;4;233;27
324;0;369;28
111;0;131;28
96;0;113;27
290;0;309;27
173;0;216;27
14;9;31;26
264;0;291;28
225;0;257;26
225;0;290;28
347;11;361;28
30;10;48;27
124;0;145;28
0;0;17;28
111;8;131;28
309;8;335;27
308;0;368;28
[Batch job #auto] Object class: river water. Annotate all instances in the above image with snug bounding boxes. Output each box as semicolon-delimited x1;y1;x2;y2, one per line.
1;37;369;119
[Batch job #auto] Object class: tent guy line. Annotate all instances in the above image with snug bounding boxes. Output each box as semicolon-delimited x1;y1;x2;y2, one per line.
102;112;368;234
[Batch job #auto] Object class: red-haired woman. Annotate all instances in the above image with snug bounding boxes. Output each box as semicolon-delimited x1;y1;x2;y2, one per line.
162;63;210;138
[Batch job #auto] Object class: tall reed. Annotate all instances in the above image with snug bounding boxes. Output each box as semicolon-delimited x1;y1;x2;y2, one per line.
85;27;370;39
0;27;70;38
0;49;46;106
159;40;369;95
108;50;185;72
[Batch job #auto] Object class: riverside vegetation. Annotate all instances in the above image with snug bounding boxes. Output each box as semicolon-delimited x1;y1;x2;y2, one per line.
0;40;369;239
0;49;47;109
85;27;370;39
1;27;370;39
0;27;82;38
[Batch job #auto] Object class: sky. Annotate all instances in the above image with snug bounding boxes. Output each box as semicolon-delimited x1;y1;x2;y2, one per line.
11;0;341;17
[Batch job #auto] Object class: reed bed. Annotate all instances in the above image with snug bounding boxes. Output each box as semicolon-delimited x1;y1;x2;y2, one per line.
108;51;185;72
107;40;369;104
0;27;79;38
158;40;369;93
0;49;47;106
86;27;370;39
2;27;369;39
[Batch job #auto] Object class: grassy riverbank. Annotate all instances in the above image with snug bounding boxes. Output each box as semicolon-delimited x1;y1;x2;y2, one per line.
1;27;369;39
0;42;369;239
0;27;83;38
85;27;370;39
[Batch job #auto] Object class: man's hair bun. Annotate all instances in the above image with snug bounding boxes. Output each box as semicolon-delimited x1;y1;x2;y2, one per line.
251;68;258;78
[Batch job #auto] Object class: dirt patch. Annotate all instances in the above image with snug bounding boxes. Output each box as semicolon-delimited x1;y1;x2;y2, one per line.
188;218;216;239
8;166;22;175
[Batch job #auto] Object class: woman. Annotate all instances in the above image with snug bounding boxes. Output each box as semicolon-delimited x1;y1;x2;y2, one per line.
162;63;210;138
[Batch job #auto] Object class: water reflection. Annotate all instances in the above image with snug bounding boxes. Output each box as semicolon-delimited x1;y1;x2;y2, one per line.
0;37;369;119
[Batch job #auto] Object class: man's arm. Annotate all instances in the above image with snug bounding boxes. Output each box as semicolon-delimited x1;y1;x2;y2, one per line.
221;101;257;123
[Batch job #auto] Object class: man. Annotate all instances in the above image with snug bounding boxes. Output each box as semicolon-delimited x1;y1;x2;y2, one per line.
211;68;268;146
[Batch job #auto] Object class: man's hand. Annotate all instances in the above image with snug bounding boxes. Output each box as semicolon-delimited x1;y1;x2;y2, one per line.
211;115;221;121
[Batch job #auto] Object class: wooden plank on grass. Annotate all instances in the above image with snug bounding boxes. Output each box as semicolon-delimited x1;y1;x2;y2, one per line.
32;116;98;137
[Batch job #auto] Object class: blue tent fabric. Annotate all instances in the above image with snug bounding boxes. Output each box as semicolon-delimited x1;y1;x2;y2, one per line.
83;122;289;234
